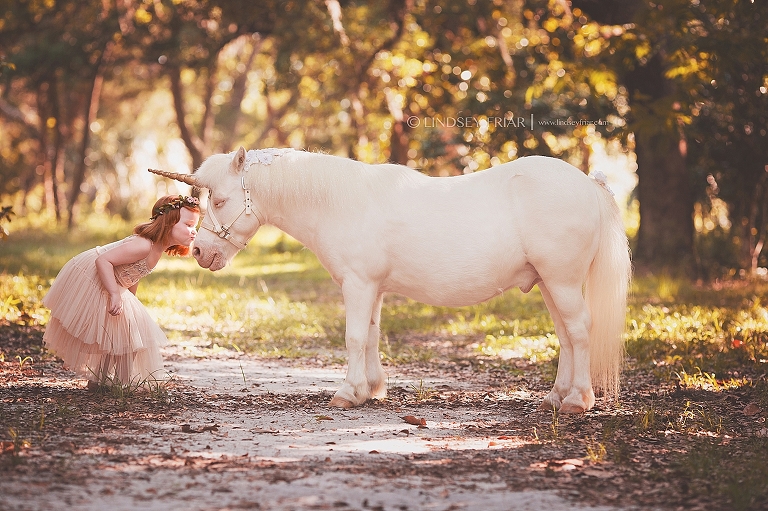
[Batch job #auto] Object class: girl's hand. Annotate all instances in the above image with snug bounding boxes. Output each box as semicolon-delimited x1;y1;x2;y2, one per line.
108;293;123;316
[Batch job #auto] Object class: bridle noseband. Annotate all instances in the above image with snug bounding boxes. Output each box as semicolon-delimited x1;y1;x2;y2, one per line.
200;167;262;250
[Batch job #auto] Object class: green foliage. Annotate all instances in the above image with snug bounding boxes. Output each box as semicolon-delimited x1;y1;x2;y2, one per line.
627;277;768;378
0;275;49;325
87;371;174;404
1;0;766;274
602;0;768;273
408;379;437;401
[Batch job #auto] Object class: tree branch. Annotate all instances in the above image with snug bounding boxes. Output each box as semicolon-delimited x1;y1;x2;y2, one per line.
169;64;204;170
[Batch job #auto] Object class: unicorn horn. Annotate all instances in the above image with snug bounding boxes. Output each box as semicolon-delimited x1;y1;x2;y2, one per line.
148;168;199;186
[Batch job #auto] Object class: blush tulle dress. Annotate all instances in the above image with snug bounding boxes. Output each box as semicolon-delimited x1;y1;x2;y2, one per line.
43;236;167;384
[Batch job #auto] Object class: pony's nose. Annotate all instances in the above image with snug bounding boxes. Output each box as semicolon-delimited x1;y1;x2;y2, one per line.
192;247;201;257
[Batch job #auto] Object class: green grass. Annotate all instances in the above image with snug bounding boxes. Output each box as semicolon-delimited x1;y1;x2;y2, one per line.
627;277;768;380
1;215;767;376
673;438;768;510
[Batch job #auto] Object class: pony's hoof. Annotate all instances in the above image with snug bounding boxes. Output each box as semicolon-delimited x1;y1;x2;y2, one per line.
558;402;587;414
539;391;562;412
558;388;595;414
538;400;560;412
369;382;387;400
329;396;355;409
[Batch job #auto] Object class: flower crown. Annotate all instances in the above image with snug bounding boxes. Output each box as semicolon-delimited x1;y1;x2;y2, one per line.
150;195;200;221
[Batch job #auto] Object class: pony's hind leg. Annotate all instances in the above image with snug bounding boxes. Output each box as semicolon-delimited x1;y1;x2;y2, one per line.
540;283;595;414
538;282;572;411
366;293;387;399
329;278;379;408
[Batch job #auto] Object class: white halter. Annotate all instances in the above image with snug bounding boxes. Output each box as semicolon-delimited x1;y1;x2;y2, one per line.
200;148;293;250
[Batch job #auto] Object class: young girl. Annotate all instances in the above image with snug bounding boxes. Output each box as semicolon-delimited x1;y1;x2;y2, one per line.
43;195;200;388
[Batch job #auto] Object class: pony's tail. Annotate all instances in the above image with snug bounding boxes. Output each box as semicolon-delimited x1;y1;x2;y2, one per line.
585;186;632;400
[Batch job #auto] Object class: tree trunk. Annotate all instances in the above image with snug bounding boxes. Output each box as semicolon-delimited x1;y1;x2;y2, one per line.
67;53;105;230
572;0;696;275
169;64;204;172
220;38;260;151
200;66;216;155
625;53;695;276
37;83;56;218
50;75;65;222
634;130;694;274
389;120;410;165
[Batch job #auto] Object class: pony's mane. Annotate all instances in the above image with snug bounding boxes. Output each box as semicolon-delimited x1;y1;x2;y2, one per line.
197;150;410;210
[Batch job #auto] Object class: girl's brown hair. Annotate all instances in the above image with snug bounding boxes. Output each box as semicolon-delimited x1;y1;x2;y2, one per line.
134;195;200;256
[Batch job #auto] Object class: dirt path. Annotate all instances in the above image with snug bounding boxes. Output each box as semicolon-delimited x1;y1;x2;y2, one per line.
3;326;767;510
3;337;639;511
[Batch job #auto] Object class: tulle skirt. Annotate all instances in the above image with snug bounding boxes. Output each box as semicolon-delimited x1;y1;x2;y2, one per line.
43;241;167;385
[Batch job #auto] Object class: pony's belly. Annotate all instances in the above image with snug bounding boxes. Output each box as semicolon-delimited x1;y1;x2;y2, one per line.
382;264;539;307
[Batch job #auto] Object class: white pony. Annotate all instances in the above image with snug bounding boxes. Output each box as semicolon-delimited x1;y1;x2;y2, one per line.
150;147;631;413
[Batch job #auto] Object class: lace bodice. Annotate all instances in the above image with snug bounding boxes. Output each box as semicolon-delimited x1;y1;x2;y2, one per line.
96;235;154;288
114;258;152;288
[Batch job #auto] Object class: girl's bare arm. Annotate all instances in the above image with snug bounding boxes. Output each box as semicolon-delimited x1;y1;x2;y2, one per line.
95;238;151;314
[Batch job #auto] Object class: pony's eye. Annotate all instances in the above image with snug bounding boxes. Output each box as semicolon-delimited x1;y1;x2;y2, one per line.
214;199;226;208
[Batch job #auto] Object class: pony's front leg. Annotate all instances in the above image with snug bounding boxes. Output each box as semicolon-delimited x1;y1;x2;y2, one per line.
366;293;387;399
329;279;378;409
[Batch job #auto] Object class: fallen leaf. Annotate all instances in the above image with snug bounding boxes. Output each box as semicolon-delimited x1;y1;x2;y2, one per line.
181;424;219;433
550;458;584;467
583;468;615;479
402;415;426;426
531;458;585;471
58;441;76;453
743;403;762;416
315;415;334;421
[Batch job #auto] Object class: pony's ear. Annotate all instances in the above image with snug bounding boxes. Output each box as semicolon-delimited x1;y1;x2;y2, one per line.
231;146;247;174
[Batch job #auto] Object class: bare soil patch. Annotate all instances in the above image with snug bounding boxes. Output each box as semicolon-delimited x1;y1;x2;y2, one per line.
2;323;767;510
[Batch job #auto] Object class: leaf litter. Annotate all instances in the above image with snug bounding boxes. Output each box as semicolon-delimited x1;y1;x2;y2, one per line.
1;323;767;510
